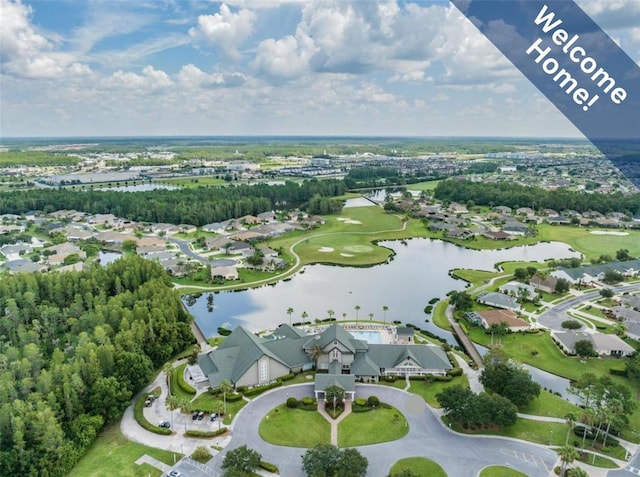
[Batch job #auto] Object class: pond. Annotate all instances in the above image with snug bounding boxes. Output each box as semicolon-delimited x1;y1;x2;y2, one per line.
97;251;122;265
185;238;580;345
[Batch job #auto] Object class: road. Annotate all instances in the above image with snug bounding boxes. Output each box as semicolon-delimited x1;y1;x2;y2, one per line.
207;384;558;477
169;237;213;265
537;283;640;331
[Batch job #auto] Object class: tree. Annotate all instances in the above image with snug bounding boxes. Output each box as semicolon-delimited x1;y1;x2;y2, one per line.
301;310;309;323
616;249;631;261
166;395;180;429
163;362;173;392
602;269;623;285
334;448;368;477
327;309;335;320
480;348;540;408
555;278;570;293
324;385;345;411
306;344;322;367
626;353;640;381
513;268;528;281
574;340;596;358
449;290;473;312
557;445;579;477
287;307;294;326
211;400;224;429
218;379;233;415
192;445;211;462
354;305;361;324
382;305;389;324
566;468;589;477
564;412;578;445
222;445;261;475
368;312;374;321
599;288;614;299
302;444;341;477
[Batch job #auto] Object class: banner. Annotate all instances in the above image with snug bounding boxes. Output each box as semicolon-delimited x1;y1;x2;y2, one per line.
451;0;640;188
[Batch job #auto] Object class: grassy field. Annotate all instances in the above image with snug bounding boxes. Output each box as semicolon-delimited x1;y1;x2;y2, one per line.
537;224;640;260
68;424;179;477
170;363;196;401
258;405;330;447
406;375;470;408
406;180;442;192
338;406;409;447
479;466;528;477
388;457;447;477
155;176;227;188
520;390;581;418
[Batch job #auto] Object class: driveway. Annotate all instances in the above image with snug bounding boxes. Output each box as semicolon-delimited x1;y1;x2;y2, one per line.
207;384;558;477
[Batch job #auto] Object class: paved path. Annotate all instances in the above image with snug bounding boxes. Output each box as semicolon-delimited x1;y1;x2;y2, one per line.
317;399;352;446
453;353;484;393
446;305;484;368
135;454;170;473
207;384;558;477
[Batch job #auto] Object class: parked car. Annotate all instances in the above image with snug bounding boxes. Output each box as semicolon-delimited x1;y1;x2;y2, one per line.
197;411;205;420
168;471;182;477
144;399;153;407
159;421;171;428
210;414;217;422
191;411;199;420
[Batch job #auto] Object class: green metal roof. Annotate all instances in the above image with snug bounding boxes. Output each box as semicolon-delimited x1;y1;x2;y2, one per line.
314;374;356;393
365;344;451;371
350;353;380;376
304;324;357;353
263;336;312;368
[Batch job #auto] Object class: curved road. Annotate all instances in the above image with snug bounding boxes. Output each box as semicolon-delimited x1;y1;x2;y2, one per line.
208;384;558;477
537;284;640;330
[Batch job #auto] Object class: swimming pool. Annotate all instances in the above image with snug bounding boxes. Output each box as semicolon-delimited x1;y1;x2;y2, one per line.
348;330;384;344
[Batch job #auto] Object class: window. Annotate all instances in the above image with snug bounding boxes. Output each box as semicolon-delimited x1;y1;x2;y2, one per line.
259;360;268;383
332;349;340;360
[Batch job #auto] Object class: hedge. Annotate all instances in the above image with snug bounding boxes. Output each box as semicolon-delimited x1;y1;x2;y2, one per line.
226;392;243;402
175;364;196;395
434;375;453;382
243;381;282;397
351;404;372;413
134;394;172;435
260;460;279;474
279;373;296;382
447;367;463;377
354;398;367;406
609;368;627;377
185;427;228;438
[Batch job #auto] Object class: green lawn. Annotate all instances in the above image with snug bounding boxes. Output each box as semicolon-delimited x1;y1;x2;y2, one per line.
479;466;528;477
519;390;581;419
406;375;470;408
537;224;640;260
190;393;247;425
451;268;497;284
259;405;330;447
389;457;447;477
406;180;442;191
156;176;227;188
170;363;196;401
68;423;180;477
451;417;568;446
338;406;408;447
432;299;452;331
574;451;619;469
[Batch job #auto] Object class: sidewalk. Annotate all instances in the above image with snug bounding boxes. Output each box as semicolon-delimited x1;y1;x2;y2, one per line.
317;399;352;446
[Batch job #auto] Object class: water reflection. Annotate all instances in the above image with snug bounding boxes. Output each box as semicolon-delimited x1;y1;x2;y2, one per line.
186;238;579;345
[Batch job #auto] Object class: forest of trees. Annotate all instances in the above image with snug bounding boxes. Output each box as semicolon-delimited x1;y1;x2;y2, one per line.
0;179;346;226
434;180;640;215
0;256;194;476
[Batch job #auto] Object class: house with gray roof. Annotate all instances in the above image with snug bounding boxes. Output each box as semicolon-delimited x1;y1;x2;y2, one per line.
197;323;452;395
1;259;45;274
552;331;634;357
476;291;520;311
498;281;538;301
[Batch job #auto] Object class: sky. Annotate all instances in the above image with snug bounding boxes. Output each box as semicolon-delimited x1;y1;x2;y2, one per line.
1;0;639;138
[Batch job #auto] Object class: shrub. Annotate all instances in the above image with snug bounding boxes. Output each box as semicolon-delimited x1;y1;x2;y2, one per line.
354;398;367;406
367;395;380;407
259;460;279;473
434;375;453;382
217;327;232;336
286;397;298;409
133;395;172;435
279;372;296;382
191;446;211;463
447;367;463;377
243;381;282;397
384;375;397;382
301;397;315;406
609;368;627;377
177;373;196;395
185;428;227;438
236;386;248;394
561;320;582;330
225;392;243;402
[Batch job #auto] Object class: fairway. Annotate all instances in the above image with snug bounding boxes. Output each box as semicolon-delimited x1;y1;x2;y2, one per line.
537;224;640;259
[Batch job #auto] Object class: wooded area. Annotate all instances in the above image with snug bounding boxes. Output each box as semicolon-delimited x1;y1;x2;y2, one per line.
0;179;346;225
434;180;640;215
0;256;194;476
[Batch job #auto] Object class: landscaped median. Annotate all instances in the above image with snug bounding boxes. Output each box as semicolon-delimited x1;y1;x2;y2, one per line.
134;387;171;436
388;457;447;477
259;404;331;447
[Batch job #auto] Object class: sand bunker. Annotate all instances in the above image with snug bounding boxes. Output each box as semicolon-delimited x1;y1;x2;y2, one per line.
318;247;335;252
589;231;629;236
340;253;354;257
344;245;374;253
337;217;363;225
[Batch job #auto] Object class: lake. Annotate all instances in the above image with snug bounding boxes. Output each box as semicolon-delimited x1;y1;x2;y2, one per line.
96;184;178;192
185;238;580;342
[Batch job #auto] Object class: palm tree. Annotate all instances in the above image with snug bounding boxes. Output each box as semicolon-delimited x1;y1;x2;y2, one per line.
565;412;578;445
306;344;322;368
382;305;389;324
286;307;294;326
368;313;374;322
614;322;627;337
166;395;180;429
211;400;224;430
301;311;308;323
327;309;335;320
218;379;233;415
163;362;173;393
342;312;347;320
354;305;361;324
558;445;579;476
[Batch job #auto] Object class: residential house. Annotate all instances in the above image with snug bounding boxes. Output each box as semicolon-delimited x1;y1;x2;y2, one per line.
529;275;558;294
503;222;528;236
227;241;253;257
498;281;538;300
476;292;520;311
483;230;514;241
204;236;233;251
1;259;44;274
469;309;530;332
202;222;226;234
553;331;634;357
211;266;239;281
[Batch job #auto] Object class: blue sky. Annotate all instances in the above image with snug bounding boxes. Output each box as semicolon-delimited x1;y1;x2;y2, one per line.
1;0;639;137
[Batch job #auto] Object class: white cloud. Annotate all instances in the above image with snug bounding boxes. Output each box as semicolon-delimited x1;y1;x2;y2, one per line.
178;64;246;88
189;3;255;61
103;65;173;91
0;0;91;78
252;32;314;80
